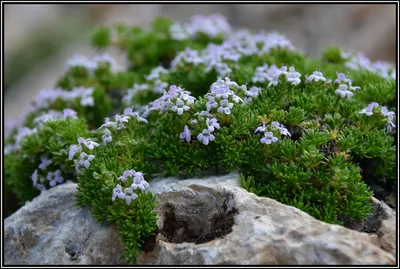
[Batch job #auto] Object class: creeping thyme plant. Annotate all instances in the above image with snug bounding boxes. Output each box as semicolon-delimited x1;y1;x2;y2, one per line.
4;14;397;264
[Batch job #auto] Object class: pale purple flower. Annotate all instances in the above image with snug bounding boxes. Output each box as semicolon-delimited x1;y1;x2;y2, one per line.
381;106;396;127
335;72;352;84
102;128;112;144
335;84;354;99
66;54;97;71
243;86;261;104
180;125;191;143
145;66;168;81
170;22;189;40
305;70;326;83
112;184;125;201
118;170;135;182
271;121;291;137
206;118;220;132
123;187;138;205
31;169;39;185
217;99;234;115
80;96;94;107
115;114;130;124
78;152;95;168
93;54;117;70
47;170;64;187
62;108;77;119
68;144;82;160
172;99;190;115
39;156;53;170
197;129;215;145
78;137;99;150
255;122;267;133
99;117;117;129
260;132;278;144
153;79;169;94
359;102;380;116
132;172;149;191
206;96;219;111
285;66;301;85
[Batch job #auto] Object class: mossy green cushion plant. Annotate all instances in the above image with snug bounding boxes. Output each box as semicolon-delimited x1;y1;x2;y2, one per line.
4;14;396;264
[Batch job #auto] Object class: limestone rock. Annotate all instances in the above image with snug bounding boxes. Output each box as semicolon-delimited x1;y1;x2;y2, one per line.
4;173;396;265
138;172;395;265
369;197;396;256
4;183;125;265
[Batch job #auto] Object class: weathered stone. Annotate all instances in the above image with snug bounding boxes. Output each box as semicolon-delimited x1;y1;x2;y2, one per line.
4;183;125;265
138;172;395;265
369;197;396;256
4;173;396;265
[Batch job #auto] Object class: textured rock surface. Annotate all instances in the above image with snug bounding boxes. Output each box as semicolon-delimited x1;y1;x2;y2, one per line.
4;183;125;265
137;172;395;265
4;173;396;265
369;197;396;256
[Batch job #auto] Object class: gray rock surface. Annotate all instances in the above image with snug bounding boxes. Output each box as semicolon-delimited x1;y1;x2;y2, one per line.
4;173;396;265
370;197;396;256
4;183;125;265
138;172;395;265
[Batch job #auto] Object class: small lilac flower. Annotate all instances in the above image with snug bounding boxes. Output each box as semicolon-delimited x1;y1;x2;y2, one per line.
118;170;135;182
381;106;396;127
39;156;53;170
180;125;191;143
78;137;99;150
335;72;352;84
47;170;64;187
206;118;220;132
335;84;354;99
102;128;112;144
255;122;267;133
206;96;219;111
115;114;130;124
260;132;279;144
81;95;95;107
112;184;125;201
132;172;149;191
99;117;117;129
306;70;326;83
62;108;77;119
191;119;198;125
285;66;301;86
271;121;291;137
279;125;291;137
78;152;95;168
123;187;138;205
359;102;380;116
217;99;234;115
197;129;215;145
31;169;39;185
172;99;190;115
68;144;81;160
145;66;168;81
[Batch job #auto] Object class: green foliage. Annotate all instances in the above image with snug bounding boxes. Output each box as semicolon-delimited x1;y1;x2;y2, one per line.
91;26;111;48
4;15;396;264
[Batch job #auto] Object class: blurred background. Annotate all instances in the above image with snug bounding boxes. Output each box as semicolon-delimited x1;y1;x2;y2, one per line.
4;4;396;123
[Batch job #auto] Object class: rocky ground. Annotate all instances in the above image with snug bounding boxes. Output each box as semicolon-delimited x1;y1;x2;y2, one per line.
4;173;396;265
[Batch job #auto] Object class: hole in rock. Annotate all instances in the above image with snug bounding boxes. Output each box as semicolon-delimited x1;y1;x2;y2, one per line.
159;187;238;245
